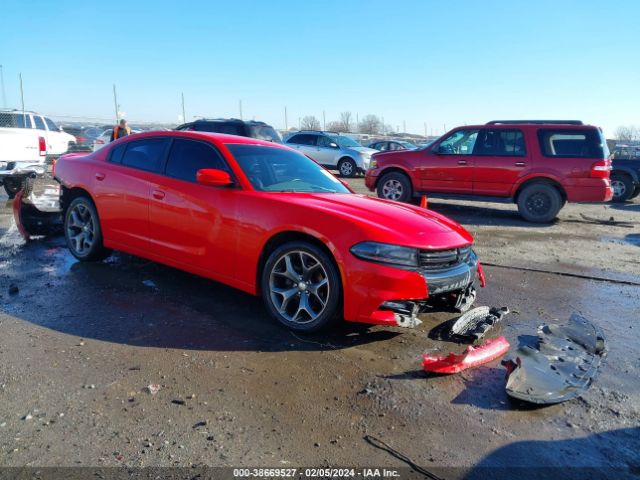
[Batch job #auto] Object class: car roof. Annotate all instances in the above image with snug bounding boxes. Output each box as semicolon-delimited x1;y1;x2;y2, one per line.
455;121;598;130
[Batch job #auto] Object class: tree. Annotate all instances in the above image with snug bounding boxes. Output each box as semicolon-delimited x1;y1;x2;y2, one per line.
326;121;343;132
300;115;321;130
615;125;639;142
340;112;353;132
358;114;382;135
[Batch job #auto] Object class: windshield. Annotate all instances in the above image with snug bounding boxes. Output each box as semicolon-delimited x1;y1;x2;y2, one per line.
250;125;283;143
227;144;350;193
399;141;417;149
329;135;361;148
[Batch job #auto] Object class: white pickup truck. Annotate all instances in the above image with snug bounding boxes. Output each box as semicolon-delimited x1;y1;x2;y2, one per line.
0;109;76;198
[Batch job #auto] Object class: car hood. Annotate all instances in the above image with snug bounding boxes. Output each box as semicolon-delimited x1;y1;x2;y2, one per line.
349;146;378;155
274;193;474;250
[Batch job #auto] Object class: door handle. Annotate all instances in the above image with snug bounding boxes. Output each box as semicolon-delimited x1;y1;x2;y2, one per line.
458;160;467;165
95;172;105;181
152;190;165;200
515;161;526;167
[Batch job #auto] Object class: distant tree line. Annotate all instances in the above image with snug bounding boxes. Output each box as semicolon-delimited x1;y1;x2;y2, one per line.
614;125;640;142
299;111;395;135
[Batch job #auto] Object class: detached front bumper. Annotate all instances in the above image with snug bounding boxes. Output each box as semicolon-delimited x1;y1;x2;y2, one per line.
0;161;46;179
344;249;482;328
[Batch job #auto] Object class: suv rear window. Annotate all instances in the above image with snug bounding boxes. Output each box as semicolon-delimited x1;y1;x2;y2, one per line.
249;125;282;143
287;134;317;146
538;128;608;159
195;122;244;136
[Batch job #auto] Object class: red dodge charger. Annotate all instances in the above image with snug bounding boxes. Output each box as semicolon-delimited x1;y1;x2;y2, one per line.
54;131;482;332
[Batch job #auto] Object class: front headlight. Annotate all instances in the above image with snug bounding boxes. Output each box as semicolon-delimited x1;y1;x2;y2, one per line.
350;241;418;268
369;158;377;169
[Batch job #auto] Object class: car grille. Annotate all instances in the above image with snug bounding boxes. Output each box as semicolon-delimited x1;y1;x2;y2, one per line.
419;246;472;271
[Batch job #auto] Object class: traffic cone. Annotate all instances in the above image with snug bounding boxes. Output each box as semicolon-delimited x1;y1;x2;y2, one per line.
420;194;428;209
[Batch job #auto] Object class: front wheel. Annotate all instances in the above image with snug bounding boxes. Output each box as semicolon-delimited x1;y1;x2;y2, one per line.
517;183;562;223
337;158;357;178
261;242;341;332
376;171;413;203
64;197;112;261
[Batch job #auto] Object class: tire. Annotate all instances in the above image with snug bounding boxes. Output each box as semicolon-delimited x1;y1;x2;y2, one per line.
3;177;27;199
261;241;341;332
376;171;413;203
64;196;112;262
337;158;357;178
610;173;634;202
517;182;562;223
630;187;640;200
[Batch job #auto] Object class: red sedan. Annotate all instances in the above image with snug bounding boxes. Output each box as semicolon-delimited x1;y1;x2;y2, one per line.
54;131;482;332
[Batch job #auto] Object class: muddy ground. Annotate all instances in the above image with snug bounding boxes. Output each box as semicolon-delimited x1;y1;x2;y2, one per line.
0;177;639;478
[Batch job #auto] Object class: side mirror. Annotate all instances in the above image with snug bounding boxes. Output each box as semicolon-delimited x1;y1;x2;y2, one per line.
329;142;339;149
196;168;233;187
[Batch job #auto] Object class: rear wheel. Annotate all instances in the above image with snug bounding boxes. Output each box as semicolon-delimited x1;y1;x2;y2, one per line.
630;187;640;200
261;241;341;332
610;173;634;202
64;196;112;261
337;158;357;178
377;171;413;203
3;176;31;199
517;182;562;223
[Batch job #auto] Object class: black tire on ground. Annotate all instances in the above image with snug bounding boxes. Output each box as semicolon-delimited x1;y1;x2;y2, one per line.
261;241;341;332
337;158;357;178
376;171;413;203
3;177;28;199
630;187;640;200
64;196;112;262
610;173;634;202
517;182;563;223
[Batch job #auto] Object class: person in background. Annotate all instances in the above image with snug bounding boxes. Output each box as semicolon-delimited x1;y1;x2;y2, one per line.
110;119;131;142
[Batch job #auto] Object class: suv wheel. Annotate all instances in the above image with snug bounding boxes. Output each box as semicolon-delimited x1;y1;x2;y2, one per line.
377;172;412;203
517;182;562;223
610;173;634;202
338;158;357;177
64;197;112;261
261;242;341;332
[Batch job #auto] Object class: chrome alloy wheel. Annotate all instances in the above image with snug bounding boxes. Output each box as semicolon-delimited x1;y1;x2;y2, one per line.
340;161;354;176
382;179;403;200
268;250;330;324
611;179;626;199
66;203;95;256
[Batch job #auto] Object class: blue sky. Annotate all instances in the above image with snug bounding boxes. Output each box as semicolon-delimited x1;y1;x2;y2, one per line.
2;0;639;136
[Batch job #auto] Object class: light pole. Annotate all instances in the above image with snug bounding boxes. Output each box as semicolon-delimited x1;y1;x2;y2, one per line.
0;65;6;108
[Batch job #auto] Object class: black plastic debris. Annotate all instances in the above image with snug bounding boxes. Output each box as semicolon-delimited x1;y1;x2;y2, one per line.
502;313;606;405
450;306;509;341
13;189;63;240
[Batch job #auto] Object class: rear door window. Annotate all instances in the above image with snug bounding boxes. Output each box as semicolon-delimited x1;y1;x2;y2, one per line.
476;129;526;156
538;129;606;158
33;116;46;130
165;138;228;182
121;138;170;172
0;113;31;128
195;122;244;136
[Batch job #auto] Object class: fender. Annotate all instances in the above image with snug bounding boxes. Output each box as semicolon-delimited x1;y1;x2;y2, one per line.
509;171;565;198
376;164;414;186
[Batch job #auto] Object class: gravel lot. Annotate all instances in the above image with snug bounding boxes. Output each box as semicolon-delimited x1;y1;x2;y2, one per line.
0;176;638;478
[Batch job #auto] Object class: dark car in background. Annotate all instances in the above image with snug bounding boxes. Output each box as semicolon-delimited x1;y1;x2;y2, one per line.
63;126;103;152
175;118;282;143
610;145;640;202
369;140;418;151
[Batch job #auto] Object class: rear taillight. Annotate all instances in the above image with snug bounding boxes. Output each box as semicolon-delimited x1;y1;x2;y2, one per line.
95;139;105;145
38;136;47;156
590;158;611;178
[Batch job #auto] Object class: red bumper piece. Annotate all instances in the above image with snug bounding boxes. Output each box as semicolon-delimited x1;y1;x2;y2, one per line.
423;336;510;374
477;261;486;288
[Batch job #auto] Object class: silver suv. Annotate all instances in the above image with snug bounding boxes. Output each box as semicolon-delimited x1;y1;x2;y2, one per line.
284;131;377;177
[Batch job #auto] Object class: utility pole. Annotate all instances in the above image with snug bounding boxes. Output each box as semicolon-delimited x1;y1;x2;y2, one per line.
424;122;427;138
403;120;406;134
19;73;25;114
239;100;243;120
112;84;119;122
381;116;385;135
284;106;288;130
0;65;6;108
181;92;186;123
322;110;326;131
356;113;359;133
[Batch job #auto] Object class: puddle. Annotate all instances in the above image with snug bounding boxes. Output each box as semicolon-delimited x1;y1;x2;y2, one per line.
602;234;640;247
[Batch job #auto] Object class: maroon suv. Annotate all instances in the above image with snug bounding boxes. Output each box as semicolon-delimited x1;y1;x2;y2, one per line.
365;121;613;222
